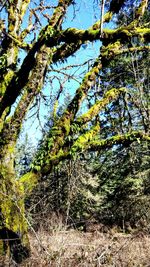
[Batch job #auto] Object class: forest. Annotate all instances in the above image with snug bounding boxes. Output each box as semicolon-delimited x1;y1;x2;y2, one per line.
0;0;150;266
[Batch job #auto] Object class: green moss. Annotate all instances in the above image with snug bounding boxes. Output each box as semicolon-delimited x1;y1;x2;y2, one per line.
49;148;66;161
117;28;132;37
0;70;14;96
89;131;150;150
62;117;71;135
0;143;16;177
135;27;150;36
101;41;121;58
21;0;30;18
20;172;39;194
76;88;126;127
71;124;100;155
0;168;29;248
64;27;99;42
0;53;7;71
82;63;102;90
45;26;55;39
103;28;117;36
87;29;99;37
92;12;113;30
104;11;113;22
136;0;148;18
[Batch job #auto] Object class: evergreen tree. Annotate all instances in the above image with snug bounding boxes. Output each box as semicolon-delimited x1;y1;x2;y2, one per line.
89;3;150;228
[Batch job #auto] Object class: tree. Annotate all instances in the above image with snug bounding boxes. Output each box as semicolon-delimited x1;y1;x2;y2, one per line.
90;4;150;228
0;0;149;263
92;141;150;227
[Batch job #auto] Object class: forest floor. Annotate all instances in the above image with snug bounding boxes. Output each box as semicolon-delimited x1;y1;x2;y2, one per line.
22;226;150;267
1;225;150;266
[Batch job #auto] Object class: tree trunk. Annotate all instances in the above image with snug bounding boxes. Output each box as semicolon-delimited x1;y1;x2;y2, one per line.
0;142;30;263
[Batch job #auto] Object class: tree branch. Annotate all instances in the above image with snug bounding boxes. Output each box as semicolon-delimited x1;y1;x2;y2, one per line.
75;87;126;126
0;0;73;120
88;131;150;150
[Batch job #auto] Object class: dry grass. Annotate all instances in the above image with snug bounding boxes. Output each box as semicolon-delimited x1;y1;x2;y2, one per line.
19;228;150;267
1;226;150;266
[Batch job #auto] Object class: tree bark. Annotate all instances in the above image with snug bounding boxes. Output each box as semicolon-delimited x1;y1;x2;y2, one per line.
0;142;30;262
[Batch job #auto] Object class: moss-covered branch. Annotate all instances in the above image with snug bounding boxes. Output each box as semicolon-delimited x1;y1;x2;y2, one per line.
88;131;150;151
0;0;73;120
0;45;52;148
135;0;148;18
76;88;126;126
56;1;149;49
101;44;150;62
31;87;125;173
7;0;30;35
70;124;100;156
0;0;31;93
53;24;150;65
1;0;148;120
43;88;126;165
52;5;122;63
52;13;113;63
59;25;150;49
34;124;100;175
32;86;124;174
52;41;83;63
19;172;39;195
21;131;150;184
1;30;31;50
32;58;102;172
